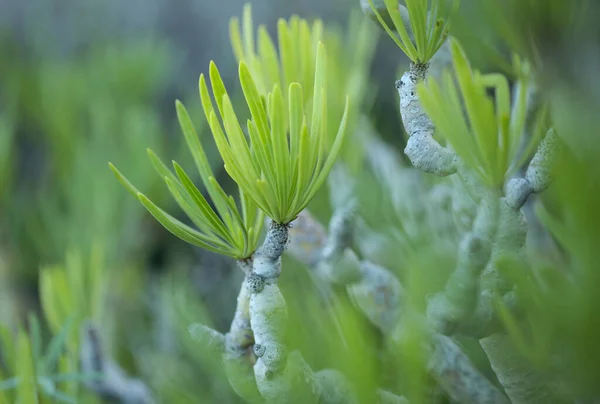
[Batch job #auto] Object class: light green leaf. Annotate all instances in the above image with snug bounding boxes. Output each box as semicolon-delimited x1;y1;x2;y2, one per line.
15;331;38;404
175;99;232;221
209;61;229;118
42;316;75;373
302;95;350;209
108;162;141;197
385;0;418;60
137;193;231;255
269;84;289;208
172;162;232;241
0;325;15;372
258;26;280;94
229;17;245;62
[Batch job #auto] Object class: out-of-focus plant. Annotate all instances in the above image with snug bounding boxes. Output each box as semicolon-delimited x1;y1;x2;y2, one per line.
1;18;185;403
418;40;544;187
366;0;459;65
3;40;174;279
40;246;106;339
230;4;378;173
362;0;600;402
33;246;108;401
0;315;100;403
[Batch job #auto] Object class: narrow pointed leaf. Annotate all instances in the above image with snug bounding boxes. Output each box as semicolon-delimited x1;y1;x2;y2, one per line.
108;163;141;197
172;162;233;241
302;95;350;209
229;17;245;62
137;193;230;255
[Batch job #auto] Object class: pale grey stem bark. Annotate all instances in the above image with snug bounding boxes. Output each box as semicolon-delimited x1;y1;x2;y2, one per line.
362;1;455;175
189;263;263;403
426;231;491;335
463;136;559;338
474;129;563;397
315;203;404;334
397;65;458;176
80;321;156;404
248;221;357;403
224;276;264;404
506;129;561;210
429;334;510;404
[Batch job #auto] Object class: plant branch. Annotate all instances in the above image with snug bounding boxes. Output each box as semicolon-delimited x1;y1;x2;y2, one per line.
397;67;457;176
248;221;357;403
506;129;561;210
429;334;510;404
287;207;508;403
190;271;263;403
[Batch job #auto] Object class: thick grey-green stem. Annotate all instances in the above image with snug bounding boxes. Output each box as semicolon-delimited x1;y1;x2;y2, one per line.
429;334;509;404
248;221;357;403
426;231;491;335
189;260;263;403
397;66;458;176
225;277;264;403
506;129;561;210
393;38;568;404
314;203;403;334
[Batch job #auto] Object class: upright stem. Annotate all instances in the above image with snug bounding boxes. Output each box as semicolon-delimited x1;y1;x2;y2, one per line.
398;65;457;176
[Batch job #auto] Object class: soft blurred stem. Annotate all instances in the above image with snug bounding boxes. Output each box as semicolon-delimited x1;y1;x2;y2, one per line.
287;206;508;403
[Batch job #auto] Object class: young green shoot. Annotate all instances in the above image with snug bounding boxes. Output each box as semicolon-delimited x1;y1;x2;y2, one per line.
229;3;322;102
200;43;349;224
367;0;459;64
109;103;264;260
417;38;539;188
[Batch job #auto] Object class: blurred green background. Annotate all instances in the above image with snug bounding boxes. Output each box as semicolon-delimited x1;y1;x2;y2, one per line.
2;0;600;403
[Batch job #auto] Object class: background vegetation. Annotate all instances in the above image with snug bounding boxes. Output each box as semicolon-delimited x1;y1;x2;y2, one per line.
1;0;600;402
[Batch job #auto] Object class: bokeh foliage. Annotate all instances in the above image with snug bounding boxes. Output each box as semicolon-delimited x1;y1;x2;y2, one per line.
2;0;600;402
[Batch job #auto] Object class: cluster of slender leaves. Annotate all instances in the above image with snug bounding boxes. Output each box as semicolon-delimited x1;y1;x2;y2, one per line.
36;246;110;401
230;4;322;106
199;43;349;224
0;315;100;403
110;100;265;260
40;246;106;336
316;11;379;169
418;38;547;187
230;4;378;163
488;148;600;397
367;0;459;64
